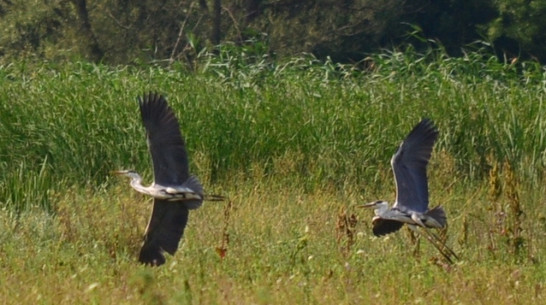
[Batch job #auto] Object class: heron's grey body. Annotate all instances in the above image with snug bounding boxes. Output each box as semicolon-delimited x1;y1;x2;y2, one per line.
115;93;204;266
363;119;445;236
120;170;203;204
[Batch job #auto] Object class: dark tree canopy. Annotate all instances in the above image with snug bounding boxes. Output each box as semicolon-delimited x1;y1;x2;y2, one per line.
0;0;544;64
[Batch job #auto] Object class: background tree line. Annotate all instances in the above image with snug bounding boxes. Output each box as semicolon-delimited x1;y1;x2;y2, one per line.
0;0;545;64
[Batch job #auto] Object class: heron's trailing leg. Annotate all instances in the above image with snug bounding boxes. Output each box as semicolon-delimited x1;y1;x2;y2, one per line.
421;227;457;264
410;211;458;262
408;225;457;264
410;213;452;262
422;226;459;261
413;222;459;261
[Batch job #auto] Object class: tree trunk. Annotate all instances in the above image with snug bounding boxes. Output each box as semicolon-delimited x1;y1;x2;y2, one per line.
212;0;221;44
70;0;104;61
246;0;261;22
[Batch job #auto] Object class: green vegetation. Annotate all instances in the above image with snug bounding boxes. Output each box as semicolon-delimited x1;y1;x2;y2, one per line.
2;0;546;63
1;50;546;303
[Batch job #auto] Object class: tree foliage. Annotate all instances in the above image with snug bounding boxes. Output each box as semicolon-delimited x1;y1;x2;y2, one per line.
487;0;546;61
0;0;545;63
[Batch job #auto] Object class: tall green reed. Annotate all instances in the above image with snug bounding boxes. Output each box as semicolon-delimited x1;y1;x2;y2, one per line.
0;48;544;212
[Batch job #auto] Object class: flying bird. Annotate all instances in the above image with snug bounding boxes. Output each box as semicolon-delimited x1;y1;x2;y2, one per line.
362;119;458;263
113;92;223;266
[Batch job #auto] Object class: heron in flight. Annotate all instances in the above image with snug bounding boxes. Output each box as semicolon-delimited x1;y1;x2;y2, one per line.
113;92;223;266
362;119;458;263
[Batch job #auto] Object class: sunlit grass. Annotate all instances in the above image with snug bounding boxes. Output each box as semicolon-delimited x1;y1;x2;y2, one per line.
1;173;545;304
0;49;546;303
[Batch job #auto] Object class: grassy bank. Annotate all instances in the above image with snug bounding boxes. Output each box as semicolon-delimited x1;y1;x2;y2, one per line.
0;50;545;303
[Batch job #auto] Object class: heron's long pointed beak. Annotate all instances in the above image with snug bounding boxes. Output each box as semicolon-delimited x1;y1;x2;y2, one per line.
361;202;377;208
110;170;126;176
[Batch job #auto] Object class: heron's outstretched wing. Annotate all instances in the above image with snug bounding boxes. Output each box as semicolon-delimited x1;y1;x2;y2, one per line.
139;93;189;186
139;199;197;266
392;119;438;213
372;218;404;236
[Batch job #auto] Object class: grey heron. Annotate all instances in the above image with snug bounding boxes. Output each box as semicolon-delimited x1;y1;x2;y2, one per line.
362;119;458;263
113;92;223;266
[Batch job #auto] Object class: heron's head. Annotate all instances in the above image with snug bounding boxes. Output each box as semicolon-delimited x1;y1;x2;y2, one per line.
361;200;389;214
111;170;141;180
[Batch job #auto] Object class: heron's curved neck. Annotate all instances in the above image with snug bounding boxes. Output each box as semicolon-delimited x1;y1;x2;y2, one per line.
129;174;152;195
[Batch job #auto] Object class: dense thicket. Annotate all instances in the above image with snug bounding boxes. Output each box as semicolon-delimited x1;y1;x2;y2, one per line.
1;0;545;64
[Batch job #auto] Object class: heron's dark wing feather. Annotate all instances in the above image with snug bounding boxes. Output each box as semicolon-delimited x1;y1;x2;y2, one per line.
139;93;189;186
372;218;404;236
138;199;189;266
392;119;438;213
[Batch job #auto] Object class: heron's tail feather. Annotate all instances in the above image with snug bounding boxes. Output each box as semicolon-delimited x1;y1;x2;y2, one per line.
182;176;204;196
183;176;226;203
425;206;447;228
181;176;204;209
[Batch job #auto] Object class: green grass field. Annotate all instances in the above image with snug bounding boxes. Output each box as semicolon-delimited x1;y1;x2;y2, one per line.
1;50;546;304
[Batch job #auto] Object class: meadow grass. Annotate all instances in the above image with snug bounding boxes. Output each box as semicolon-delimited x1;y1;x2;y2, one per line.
0;49;546;304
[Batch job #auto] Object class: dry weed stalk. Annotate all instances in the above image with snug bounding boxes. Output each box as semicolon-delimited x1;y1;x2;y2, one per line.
336;206;358;256
504;161;524;258
487;156;525;259
216;200;233;259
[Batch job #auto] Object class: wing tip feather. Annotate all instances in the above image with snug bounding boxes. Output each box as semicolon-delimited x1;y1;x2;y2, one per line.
138;244;166;266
